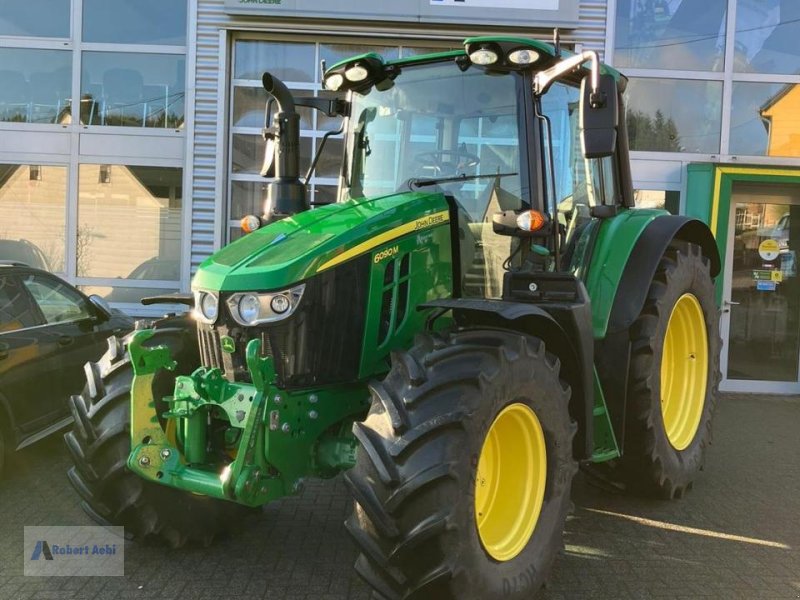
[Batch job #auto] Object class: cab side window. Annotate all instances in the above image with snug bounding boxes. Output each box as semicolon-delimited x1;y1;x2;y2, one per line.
0;275;41;333
21;274;92;325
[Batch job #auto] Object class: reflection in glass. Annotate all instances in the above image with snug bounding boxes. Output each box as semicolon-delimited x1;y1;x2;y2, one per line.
313;137;343;179
77;165;182;280
614;0;727;71
81;285;179;305
231;134;311;174
0;48;72;124
313;185;338;205
0;164;66;272
625;78;721;153
0;0;70;38
634;189;680;213
730;82;800;157
83;0;187;45
728;184;800;381
232;86;313;129
230;181;267;220
734;0;800;74
234;41;316;82
82;53;186;128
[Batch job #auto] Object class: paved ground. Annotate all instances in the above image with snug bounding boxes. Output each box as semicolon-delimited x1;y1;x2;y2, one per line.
0;393;798;600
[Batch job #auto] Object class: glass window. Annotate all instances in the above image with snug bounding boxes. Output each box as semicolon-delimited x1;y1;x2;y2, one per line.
80;284;179;304
0;276;40;332
22;273;91;324
730;82;800;158
77;165;182;283
625;78;722;153
234;41;316;83
83;0;186;46
634;189;680;213
231;134;312;175
81;52;185;128
734;0;800;75
0;48;72;124
0;0;70;38
614;0;727;71
541;83;620;262
0;164;67;272
232;86;314;129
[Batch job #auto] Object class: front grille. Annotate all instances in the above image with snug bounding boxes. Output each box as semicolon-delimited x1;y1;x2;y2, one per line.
197;254;370;389
198;325;223;370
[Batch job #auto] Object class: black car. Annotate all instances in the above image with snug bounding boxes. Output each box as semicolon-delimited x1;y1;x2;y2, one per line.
0;262;133;475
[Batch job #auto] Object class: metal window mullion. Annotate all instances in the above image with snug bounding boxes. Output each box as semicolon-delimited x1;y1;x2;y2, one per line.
216;28;230;252
180;0;198;289
731;73;800;84
73;277;180;288
622;69;724;81
604;0;618;65
231;79;317;90
79;42;186;55
0;38;71;50
719;0;738;156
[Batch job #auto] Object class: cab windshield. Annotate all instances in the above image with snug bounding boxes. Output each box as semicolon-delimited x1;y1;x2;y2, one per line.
343;60;527;298
344;61;527;222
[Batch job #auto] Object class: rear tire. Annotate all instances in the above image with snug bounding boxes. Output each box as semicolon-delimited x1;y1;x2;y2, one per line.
598;243;721;499
64;324;254;546
346;329;577;599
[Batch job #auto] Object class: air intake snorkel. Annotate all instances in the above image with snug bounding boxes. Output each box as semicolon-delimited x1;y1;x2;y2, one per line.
261;72;308;222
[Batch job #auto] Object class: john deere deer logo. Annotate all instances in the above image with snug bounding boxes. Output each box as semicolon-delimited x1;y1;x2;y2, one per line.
221;336;236;354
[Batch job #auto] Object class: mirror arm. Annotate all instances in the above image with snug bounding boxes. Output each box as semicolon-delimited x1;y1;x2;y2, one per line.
304;122;345;185
294;97;350;118
534;50;600;98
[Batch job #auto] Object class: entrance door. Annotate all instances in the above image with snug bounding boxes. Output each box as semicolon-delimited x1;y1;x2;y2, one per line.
720;181;800;393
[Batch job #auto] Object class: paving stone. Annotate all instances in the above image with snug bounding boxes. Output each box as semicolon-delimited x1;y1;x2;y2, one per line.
0;393;797;599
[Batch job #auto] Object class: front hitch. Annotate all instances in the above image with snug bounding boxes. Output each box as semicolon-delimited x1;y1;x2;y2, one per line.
127;329;281;506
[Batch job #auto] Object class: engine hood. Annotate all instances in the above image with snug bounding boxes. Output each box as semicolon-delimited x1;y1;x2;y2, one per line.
192;191;450;292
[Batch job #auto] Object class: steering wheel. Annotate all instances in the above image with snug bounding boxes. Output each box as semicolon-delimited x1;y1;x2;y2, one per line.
414;149;481;176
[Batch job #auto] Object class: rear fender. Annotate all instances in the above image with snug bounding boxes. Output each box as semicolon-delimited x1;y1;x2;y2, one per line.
421;294;595;461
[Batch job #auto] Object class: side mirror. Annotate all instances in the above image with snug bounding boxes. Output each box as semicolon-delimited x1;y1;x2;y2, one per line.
88;294;112;321
580;73;619;158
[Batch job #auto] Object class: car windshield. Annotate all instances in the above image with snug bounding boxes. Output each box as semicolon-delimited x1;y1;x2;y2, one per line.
343;60;527;222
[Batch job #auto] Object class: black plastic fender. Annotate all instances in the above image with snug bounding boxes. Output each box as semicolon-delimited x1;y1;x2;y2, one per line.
421;292;595;461
607;215;720;334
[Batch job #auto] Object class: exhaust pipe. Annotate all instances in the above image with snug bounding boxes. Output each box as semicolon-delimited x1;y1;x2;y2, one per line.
261;72;308;222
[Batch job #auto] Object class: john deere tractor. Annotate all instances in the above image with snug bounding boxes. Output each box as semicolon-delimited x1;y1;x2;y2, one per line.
66;36;721;598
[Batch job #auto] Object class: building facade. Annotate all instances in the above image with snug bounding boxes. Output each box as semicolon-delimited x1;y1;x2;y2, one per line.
1;0;799;392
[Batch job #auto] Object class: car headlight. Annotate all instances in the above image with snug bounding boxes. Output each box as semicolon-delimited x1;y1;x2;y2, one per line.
194;291;219;324
226;284;305;326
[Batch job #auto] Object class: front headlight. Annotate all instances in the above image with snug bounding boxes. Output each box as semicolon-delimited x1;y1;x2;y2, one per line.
194;290;219;324
227;284;305;326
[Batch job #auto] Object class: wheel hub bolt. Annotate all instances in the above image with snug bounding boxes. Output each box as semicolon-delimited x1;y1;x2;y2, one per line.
139;456;151;467
160;449;171;460
281;423;291;433
309;410;318;420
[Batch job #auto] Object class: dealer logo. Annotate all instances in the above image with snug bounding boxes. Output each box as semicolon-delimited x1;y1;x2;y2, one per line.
30;541;54;561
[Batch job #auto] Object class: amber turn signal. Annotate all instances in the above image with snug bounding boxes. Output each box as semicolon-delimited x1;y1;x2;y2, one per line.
515;210;547;232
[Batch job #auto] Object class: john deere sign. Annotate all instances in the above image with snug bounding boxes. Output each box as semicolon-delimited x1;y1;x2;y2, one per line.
224;0;579;28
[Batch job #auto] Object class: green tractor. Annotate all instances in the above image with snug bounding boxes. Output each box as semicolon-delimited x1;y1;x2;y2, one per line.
66;36;721;598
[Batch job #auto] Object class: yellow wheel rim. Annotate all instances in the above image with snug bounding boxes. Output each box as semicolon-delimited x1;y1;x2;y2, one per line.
660;293;709;451
474;402;547;562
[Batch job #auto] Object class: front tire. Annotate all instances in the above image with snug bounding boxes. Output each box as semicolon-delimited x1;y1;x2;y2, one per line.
345;329;577;599
64;324;254;546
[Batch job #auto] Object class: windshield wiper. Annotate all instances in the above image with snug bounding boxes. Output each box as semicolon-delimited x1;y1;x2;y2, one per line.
409;171;518;189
